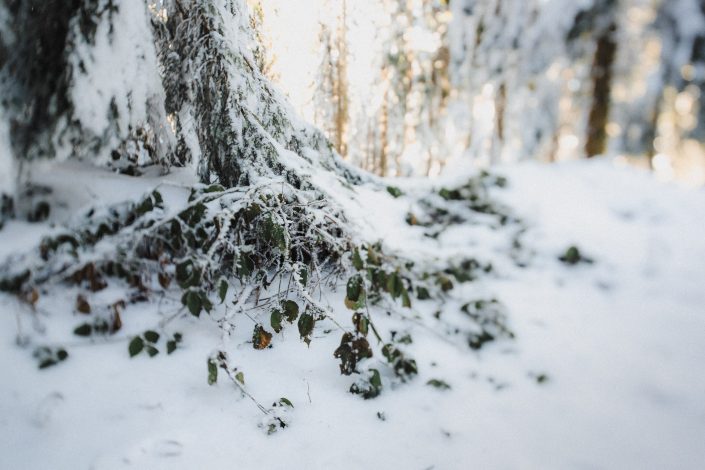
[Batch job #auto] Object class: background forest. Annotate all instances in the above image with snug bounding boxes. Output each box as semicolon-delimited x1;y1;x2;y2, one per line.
256;0;705;183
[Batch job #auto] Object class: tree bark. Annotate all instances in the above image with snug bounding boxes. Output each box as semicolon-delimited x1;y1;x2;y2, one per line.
585;23;617;158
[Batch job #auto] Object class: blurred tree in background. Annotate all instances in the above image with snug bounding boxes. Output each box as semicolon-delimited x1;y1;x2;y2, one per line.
255;0;705;184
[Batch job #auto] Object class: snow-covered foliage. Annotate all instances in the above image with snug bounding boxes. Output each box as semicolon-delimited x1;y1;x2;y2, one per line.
150;0;356;186
0;0;356;346
0;0;522;432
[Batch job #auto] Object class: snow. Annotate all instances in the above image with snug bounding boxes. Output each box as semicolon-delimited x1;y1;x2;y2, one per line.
0;107;14;195
66;1;170;164
1;158;705;469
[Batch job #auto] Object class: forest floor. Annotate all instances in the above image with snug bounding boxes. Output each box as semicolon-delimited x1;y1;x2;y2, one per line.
1;158;704;469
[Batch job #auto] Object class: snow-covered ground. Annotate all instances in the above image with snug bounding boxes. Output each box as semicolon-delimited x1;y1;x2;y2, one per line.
1;159;704;469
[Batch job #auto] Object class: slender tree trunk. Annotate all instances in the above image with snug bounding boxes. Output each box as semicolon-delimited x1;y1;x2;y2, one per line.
585;23;617;158
379;67;390;176
334;0;349;158
494;81;507;163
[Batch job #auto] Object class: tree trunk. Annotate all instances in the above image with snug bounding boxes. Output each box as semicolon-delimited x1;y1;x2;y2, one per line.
379;67;390;177
585;23;617;158
334;0;349;158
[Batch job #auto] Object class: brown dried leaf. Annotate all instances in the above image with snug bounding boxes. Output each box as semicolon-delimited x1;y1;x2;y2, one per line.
76;294;91;314
110;300;125;333
23;288;39;307
158;272;171;289
252;325;273;350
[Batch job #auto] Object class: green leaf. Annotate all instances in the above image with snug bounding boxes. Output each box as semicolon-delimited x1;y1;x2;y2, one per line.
166;340;177;355
34;346;69;370
73;323;92;337
397;333;413;345
350;368;383;399
181;290;202;317
298;266;308;287
416;286;431;300
38;359;57;369
368;268;388;290
175;260;191;283
382;343;398;363
297;313;315;345
437;275;454;292
129;336;144;357
175;260;200;288
204;184;225;194
178;202;206;227
386;186;403;198
218;278;228;303
562;246;580;264
559;245;592;265
369;369;382;389
352;313;369;336
381;344;418;380
352;248;365;270
468;331;495;350
143;330;160;343
200;292;213;313
346;274;364;302
0;268;31;293
261;216;287;252
427;379;451;390
282;300;299;323
235;371;245;385
439;188;462;200
56;349;68;361
207;358;218;385
237;254;255;278
270;309;283;333
145;345;159;357
242;203;262;223
344;291;366;310
135;195;153;215
279;397;294;408
386;272;404;299
401;289;411;308
169;221;183;249
151;190;163;206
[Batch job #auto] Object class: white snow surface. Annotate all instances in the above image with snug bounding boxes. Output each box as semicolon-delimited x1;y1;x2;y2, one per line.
1;158;704;469
0;107;15;194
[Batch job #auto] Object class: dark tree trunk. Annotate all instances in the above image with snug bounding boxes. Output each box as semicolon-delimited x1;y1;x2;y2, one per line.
0;0;83;160
585;23;617;158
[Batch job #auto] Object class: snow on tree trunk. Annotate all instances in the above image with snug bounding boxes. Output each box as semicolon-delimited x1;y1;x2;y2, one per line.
0;0;358;188
0;0;173;172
